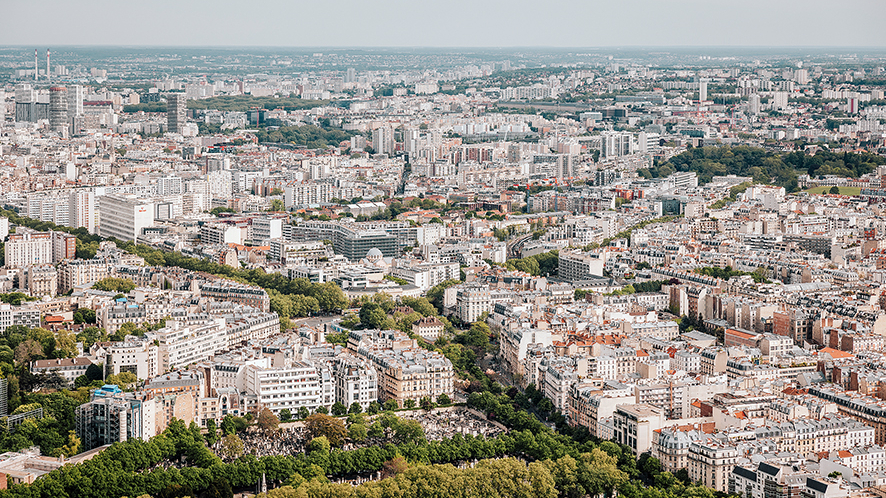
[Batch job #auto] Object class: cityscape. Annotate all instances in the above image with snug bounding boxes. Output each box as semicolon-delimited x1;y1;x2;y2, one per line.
0;3;885;498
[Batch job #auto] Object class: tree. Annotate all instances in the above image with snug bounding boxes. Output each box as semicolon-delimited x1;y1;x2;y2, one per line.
279;408;292;423
331;402;347;416
366;401;381;415
218;433;244;460
359;302;387;329
220;414;236;435
269;199;285;212
297;406;310;420
348;402;363;415
205;419;219;445
60;430;81;457
436;393;451;405
348;423;368;443
404;399;416;409
73;308;97;324
15;339;43;364
257;407;279;433
420;396;436;411
381;455;409;478
304;413;348;446
829;186;840;194
92;277;136;293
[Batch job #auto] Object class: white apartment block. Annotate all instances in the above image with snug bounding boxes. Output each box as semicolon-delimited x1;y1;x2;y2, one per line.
242;360;334;415
149;317;228;372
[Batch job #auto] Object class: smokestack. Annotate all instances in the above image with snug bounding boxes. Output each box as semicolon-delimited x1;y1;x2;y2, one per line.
34;49;38;81
47;49;50;81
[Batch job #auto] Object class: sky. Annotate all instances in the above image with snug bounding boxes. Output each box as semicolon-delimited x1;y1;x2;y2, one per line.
4;0;886;48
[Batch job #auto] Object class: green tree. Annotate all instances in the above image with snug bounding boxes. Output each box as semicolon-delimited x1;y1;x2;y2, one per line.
269;199;285;212
331;402;347;416
829;186;840;194
205;419;219;445
279;409;292;423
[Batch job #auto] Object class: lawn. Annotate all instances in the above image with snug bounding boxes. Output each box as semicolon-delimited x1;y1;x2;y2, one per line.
804;186;862;196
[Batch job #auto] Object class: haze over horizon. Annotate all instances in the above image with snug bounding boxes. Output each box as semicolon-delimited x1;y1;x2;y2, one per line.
5;0;886;48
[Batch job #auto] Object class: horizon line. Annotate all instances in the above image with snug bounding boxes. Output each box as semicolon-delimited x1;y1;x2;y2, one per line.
2;44;886;50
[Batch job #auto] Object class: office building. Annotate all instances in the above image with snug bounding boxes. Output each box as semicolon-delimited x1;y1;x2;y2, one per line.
75;385;156;451
98;194;155;242
166;93;186;134
66;85;84;119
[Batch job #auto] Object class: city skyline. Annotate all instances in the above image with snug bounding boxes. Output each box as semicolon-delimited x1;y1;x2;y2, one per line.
4;0;886;48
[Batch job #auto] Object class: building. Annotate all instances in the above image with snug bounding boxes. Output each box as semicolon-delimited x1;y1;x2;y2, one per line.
558;250;604;281
456;285;491;323
98;194;155;242
613;404;664;454
57;259;112;294
333;355;378;409
69;190;95;233
30;357;92;387
75;385;156;451
243;361;334;415
199;281;270;312
372;126;395;155
166;93;186;134
48;86;68;136
689;439;740;492
4;232;51;267
412;316;445;341
23;265;58;297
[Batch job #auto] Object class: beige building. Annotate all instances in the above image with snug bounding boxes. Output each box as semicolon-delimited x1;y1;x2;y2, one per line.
688;438;740;492
613;403;664;454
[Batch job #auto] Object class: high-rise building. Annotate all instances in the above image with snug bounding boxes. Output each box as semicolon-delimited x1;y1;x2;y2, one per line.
156;176;183;196
601;131;634;159
372;126;395;155
98;194;155;242
772;92;789;110
69;190;95;233
748;93;761;116
698;79;708;102
166;93;186;134
345;67;356;83
67;85;84;119
49;86;68;136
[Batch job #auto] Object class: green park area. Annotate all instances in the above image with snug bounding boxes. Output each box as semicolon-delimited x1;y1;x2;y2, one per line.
804;185;862;196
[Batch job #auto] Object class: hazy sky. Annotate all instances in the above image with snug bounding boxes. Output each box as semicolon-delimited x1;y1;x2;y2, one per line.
4;0;886;47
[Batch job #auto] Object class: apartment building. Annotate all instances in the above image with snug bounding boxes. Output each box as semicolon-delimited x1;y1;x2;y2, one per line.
57;259;113;294
358;345;454;408
613;404;664;455
98;194;155;242
333;355;378;409
200;281;270;312
242;360;334;415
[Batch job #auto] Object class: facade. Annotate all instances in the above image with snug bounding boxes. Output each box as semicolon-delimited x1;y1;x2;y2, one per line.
75;386;156;451
166;93;186;134
5;232;52;267
30;357;92;387
98;194;155;242
456;285;491;323
333;355;378;409
57;259;112;294
613;403;664;455
200;281;270;312
558;250;604;281
48;86;68;136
